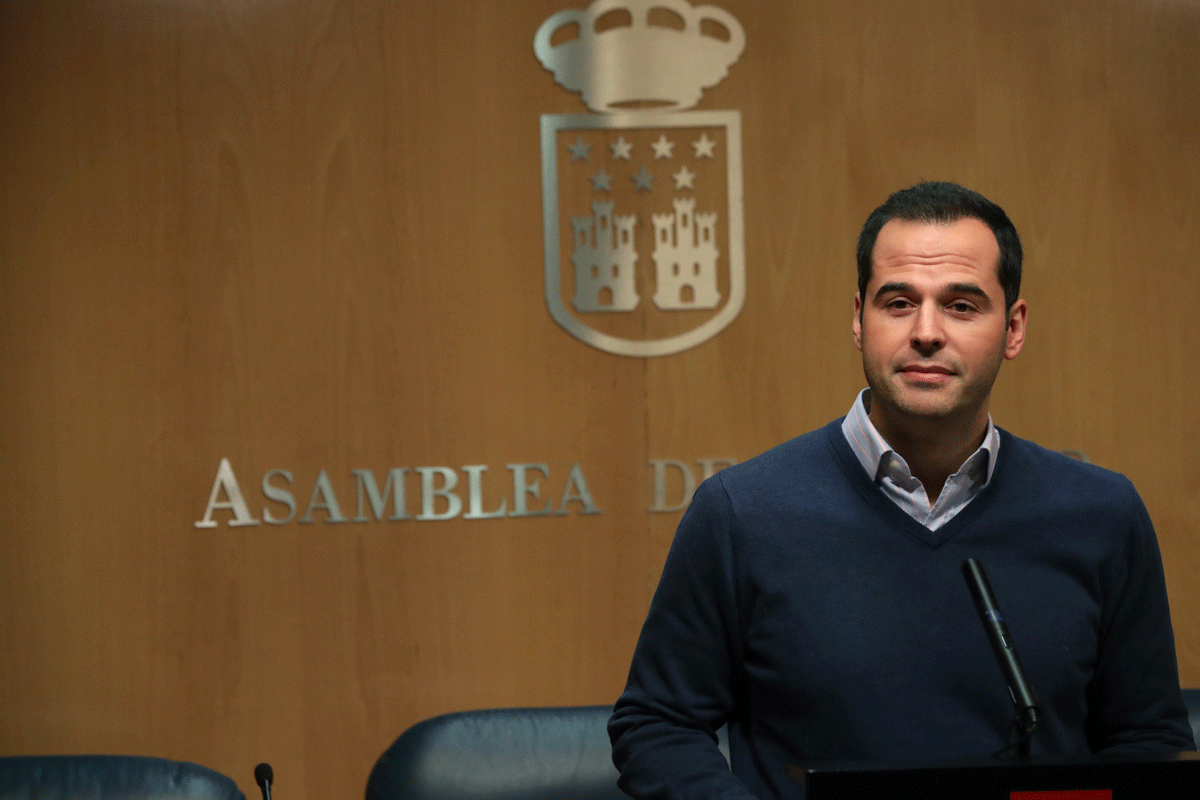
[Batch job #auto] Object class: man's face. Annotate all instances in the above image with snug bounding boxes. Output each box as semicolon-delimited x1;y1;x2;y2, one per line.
852;217;1027;438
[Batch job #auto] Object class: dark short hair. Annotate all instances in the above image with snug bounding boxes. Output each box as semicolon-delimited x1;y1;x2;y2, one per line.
856;182;1022;310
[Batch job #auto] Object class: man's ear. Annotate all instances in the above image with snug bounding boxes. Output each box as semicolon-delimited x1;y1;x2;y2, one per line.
852;293;864;351
1004;299;1028;360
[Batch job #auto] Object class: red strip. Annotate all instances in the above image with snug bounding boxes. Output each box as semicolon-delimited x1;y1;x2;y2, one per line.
1010;792;1112;800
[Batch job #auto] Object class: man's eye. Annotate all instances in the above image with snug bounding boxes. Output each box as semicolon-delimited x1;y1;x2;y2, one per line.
949;301;976;313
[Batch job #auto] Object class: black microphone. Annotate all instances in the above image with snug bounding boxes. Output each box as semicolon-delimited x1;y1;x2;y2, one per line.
961;558;1039;747
254;763;274;800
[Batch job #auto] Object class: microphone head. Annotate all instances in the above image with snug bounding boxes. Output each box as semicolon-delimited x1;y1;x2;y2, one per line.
254;763;274;788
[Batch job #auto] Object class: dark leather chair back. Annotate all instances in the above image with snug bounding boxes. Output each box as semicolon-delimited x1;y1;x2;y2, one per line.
0;755;245;800
366;706;625;800
1182;688;1200;747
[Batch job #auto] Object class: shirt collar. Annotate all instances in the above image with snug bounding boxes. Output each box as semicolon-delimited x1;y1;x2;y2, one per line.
840;388;1000;486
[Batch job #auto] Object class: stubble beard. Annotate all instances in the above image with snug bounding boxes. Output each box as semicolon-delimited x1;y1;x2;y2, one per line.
862;349;1004;433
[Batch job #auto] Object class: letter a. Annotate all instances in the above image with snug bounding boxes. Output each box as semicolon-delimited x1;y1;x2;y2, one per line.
195;458;261;528
557;463;601;515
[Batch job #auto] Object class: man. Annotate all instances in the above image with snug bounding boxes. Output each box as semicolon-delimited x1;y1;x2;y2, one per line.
608;182;1195;800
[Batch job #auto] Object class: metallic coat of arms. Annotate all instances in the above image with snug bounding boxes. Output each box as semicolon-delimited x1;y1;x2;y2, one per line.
535;0;746;357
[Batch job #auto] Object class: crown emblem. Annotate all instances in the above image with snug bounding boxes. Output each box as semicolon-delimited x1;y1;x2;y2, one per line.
534;0;745;112
536;1;747;357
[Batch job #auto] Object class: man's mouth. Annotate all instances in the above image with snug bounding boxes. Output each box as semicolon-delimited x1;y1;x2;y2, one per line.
900;365;955;382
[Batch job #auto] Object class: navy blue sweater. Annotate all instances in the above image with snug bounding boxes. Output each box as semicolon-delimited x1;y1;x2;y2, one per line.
610;420;1195;800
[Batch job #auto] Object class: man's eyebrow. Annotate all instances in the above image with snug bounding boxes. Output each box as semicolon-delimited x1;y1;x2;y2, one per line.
872;282;912;301
872;281;991;301
947;282;989;299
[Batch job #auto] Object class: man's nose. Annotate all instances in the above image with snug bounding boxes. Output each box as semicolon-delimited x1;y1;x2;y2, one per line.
910;303;945;353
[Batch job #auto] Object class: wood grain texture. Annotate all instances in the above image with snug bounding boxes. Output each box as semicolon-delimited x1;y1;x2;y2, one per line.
1;1;1197;799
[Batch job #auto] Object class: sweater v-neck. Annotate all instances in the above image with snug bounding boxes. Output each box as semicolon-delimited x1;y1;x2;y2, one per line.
824;418;1009;548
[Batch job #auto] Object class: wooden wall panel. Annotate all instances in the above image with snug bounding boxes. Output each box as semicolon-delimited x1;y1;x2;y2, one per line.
1;1;1197;799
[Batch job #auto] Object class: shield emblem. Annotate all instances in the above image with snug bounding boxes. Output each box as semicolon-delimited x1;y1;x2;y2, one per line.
540;110;745;357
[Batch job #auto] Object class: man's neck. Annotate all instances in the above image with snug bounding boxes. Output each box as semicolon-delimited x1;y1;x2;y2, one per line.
868;406;989;504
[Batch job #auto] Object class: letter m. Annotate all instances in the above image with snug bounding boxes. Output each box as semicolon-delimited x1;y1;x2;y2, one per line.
352;468;411;522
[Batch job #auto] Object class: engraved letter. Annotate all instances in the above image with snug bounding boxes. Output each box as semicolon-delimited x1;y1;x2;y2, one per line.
508;463;552;517
300;470;349;523
262;469;296;525
557;462;600;515
417;467;462;521
463;465;508;519
195;458;260;528
648;459;696;513
353;468;412;522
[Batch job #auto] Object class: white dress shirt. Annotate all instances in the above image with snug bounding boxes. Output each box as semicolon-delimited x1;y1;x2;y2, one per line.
840;389;999;530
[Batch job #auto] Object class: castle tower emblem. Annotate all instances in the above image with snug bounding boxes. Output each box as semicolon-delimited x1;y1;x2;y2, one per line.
652;198;720;310
536;0;746;357
572;201;640;311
